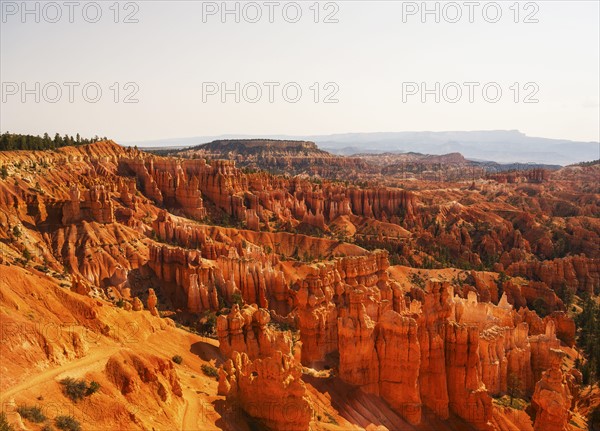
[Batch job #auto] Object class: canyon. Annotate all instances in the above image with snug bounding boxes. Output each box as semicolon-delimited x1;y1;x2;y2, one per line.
0;140;598;431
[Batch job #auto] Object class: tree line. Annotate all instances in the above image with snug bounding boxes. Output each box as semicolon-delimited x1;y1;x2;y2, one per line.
572;159;599;167
0;132;109;151
575;294;600;387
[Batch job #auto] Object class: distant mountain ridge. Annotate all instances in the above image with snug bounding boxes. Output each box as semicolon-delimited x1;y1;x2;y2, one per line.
312;130;599;166
128;130;599;166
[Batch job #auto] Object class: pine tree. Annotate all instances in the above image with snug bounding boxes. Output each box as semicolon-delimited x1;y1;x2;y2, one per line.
42;133;51;149
507;373;524;406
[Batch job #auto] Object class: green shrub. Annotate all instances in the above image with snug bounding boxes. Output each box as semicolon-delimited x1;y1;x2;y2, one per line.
198;311;217;336
60;378;98;402
531;297;549;317
86;381;100;395
61;378;87;401
269;320;297;333
201;364;218;379
493;395;528;411
22;249;31;262
231;292;243;306
16;405;46;423
409;272;425;289
172;355;183;364
54;415;81;431
34;265;50;273
323;411;339;425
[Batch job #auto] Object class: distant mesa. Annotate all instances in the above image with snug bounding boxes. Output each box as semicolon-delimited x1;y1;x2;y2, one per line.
193;139;323;152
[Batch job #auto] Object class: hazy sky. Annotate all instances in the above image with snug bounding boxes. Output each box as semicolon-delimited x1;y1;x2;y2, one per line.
1;0;599;143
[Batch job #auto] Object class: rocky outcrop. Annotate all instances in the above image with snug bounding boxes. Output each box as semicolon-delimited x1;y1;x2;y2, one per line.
217;350;312;431
375;310;421;425
105;350;183;402
217;304;293;360
120;157;207;219
119;157;163;203
531;349;572;431
526;168;549;183
148;244;219;312
507;256;600;295
337;291;380;391
62;184;115;224
147;288;159;316
148;242;287;313
294;250;399;365
334;275;575;430
416;280;452;419
129;151;420;233
444;322;493;429
294;273;339;366
529;321;562;386
546;311;575;347
347;188;416;222
336;279;493;427
132;297;143;311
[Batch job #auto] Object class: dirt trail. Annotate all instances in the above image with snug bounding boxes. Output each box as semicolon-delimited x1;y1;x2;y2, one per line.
181;386;210;431
142;330;224;431
0;344;120;404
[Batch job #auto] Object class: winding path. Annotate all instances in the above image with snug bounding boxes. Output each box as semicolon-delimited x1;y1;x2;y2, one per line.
0;345;120;404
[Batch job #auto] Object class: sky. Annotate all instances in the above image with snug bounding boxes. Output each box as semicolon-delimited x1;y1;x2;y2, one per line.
1;0;599;144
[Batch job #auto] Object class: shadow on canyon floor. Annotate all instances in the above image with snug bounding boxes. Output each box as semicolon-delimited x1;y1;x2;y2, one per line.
304;373;478;431
190;340;224;364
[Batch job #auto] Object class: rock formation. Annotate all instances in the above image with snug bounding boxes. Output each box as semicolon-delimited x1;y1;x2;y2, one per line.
105;350;183;401
218;351;312;431
507;256;600;296
217;304;293;360
148;288;159;316
62;184;115;224
531;349;572;431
